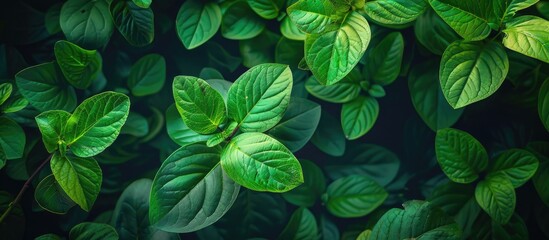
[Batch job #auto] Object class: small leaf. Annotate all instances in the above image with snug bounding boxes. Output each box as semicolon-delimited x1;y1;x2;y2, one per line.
51;153;102;212
364;0;428;25
278;208;319;239
487;149;539;188
111;0;155;47
60;0;114;49
166;104;211;146
367;32;405;85
247;0;284;20
207;121;238;147
221;1;265;40
221;132;303;192
540;79;549;132
435;128;489;183
287;0;335;34
282;160;326;207
177;0;221;49
54;40;101;89
35;110;71;153
503;16;549;63
0;82;13;106
341;96;379;140
305;68;362;103
428;0;492;40
475;175;516;224
34;174;76;214
69;222;118;240
132;0;151;8
0;117;25;159
324;175;387;218
128;54;166;97
120;112;149;137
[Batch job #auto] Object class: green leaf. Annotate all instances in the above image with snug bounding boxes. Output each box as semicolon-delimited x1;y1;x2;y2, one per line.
247;0;284;20
227;63;292;133
1;92;28;114
414;9;461;55
325;144;400;186
35;110;71;153
173;76;226;134
132;0;151;8
435;128;489;183
538;1;549;19
287;0;335;34
275;37;305;68
268;98;321;152
221;132;303;192
64;91;130;158
0;82;12;106
15;62;77;112
54;40;101;89
475;175;516;224
128;54;166;97
150;144;239;232
177;0;222;49
408;61;463;131
341;96;379;140
364;0;428;25
324;175;387;218
280;17;306;41
278;208;319;240
310;111;346;157
221;1;265;40
45;3;62;35
111;0;155;47
367;32;404;85
207;121;237;147
503;16;549;64
50;153;102;212
120;112;149;137
305;11;371;85
34;174;76;214
166;104;211;146
69;222;118;240
440;40;509;109
494;0;539;24
60;0;114;49
200;68;224;80
540;79;549;132
487;149;539;188
240;30;280;68
428;0;492;40
112;179;179;239
0;149;5;170
528;142;549;207
206;79;232;102
282;160;326;207
370;200;462;239
305;68;362;103
0;117;25;159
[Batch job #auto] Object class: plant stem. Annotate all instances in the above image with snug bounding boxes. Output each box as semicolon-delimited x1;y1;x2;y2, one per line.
0;154;52;223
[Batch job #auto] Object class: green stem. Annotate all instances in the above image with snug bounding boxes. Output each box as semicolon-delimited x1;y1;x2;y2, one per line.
0;154;52;223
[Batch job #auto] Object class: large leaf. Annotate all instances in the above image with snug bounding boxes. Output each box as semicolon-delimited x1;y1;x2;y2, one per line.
247;0;284;20
278;208;319;240
364;0;428;25
503;15;549;64
50;153;102;212
268;98;321;152
428;0;492;40
324;175;388;218
221;1;265;40
540;79;549;132
305;68;362;103
282;160;326;207
150;144;239;232
111;0;155;47
227;63;292;133
112;179;179;239
310;111;346;157
287;0;335;34
60;0;114;49
474;175;516;224
408;61;463;131
435;128;489;183
0;117;25;160
305;11;371;85
128;54;166;97
173;76;226;134
367;32;404;85
176;0;221;49
64;91;130;158
69;222;118;240
369;200;462;239
220;132;303;192
341;96;379;140
486;149;539;188
35;110;71;153
15;62;77;112
414;9;461;55
54;40;101;89
440;40;509;109
166;104;211;146
34;174;76;214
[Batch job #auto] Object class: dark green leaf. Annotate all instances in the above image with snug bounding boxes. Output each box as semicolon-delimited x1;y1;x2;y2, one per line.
54;40;101;89
310;111;346;157
341;95;379;140
367;32;404;85
278;208;319;240
324;175;387;218
128;54;166;97
0;117;25;159
247;0;284;20
34;174;76;214
69;222;118;240
177;0;221;49
221;2;265;40
60;0;114;49
282;160;326;207
166;104;211;146
414;9;461;55
539;77;549;132
111;0;155;47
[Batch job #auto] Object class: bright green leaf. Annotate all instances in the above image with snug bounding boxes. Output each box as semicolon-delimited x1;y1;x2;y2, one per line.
221;2;265;40
503;15;549;63
305;68;362;103
475;175;516;224
287;0;335;34
364;0;428;25
428;0;492;40
278;208;319;240
324;175;387;218
132;0;151;8
368;32;404;85
166;104;211;146
280;17;306;41
341;95;379;140
177;0;221;49
487;149;539;188
247;0;284;20
35;110;71;153
207;121;237;147
0;82;12;106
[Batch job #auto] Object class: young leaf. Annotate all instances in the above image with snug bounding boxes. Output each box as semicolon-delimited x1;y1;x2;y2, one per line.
440;41;509;109
369;200;462;239
35;110;71;153
414;9;461;55
368;32;405;85
176;0;221;49
305;11;371;85
149;144;239;232
111;0;155;47
220;132;304;192
0;117;25;159
166;104;211;146
60;0;114;49
15;62;77;112
305;68;362;103
310;111;346;157
280;17;306;41
428;0;492;40
487;149;539;188
341;96;379;140
408;61;463;131
173;76;226;134
221;1;265;40
207;121;237;147
540;79;549;132
282;160;326;207
324;175;387;218
364;0;428;25
287;0;335;34
435;128;489;183
50;153;102;212
34;174;76;214
54;40;101;89
128;54;166;97
268;98;321;152
503;16;549;64
247;0;284;20
0;82;12;106
475;175;516;224
227;63;292;132
64;91;130;157
278;208;319;240
69;222;118;240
